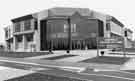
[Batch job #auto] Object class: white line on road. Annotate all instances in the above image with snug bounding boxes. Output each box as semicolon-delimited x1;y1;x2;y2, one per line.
116;70;135;75
0;59;85;72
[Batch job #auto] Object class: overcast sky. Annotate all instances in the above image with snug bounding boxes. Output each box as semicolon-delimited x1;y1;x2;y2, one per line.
0;0;135;43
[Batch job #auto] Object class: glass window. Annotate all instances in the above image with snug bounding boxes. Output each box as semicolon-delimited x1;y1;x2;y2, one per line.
71;24;76;32
5;30;8;38
17;35;22;42
71;24;74;32
73;24;76;32
64;24;76;33
125;31;127;37
24;20;31;31
64;24;68;32
26;34;33;42
34;21;38;30
15;22;21;32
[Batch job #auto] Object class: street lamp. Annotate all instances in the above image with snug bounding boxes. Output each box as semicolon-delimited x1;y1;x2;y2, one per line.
67;18;72;53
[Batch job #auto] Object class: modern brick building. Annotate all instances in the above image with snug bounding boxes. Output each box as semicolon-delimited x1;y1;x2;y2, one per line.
5;7;127;52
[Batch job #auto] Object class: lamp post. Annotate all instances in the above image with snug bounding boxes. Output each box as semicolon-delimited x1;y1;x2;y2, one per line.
96;23;99;57
67;18;72;53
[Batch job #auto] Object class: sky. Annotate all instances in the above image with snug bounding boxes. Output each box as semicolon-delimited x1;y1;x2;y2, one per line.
0;0;135;43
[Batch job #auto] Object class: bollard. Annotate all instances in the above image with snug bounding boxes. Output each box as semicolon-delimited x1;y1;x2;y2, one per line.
100;51;104;56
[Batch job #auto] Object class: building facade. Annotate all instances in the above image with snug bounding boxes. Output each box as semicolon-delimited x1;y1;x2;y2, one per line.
5;7;127;52
124;28;133;48
4;25;13;51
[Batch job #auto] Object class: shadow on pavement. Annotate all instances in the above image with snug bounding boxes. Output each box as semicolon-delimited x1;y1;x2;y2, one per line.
43;55;77;60
80;56;130;65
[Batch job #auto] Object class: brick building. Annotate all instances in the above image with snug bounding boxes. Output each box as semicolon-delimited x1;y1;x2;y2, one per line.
5;7;126;52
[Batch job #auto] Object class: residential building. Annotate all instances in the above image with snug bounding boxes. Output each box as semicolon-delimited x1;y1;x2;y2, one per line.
5;7;126;52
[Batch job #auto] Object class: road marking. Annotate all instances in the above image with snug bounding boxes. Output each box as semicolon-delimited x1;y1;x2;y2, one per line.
1;59;135;80
116;70;135;75
80;72;135;80
0;59;93;81
0;59;85;72
38;70;94;81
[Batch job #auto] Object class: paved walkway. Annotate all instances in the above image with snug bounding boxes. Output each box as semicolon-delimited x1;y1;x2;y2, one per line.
56;50;97;62
26;50;99;61
10;50;135;71
0;67;35;81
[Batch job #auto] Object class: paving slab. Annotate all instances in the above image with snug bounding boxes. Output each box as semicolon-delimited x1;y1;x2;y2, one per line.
120;58;135;70
0;66;35;81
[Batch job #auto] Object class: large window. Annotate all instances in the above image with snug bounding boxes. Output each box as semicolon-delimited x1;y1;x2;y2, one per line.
24;20;31;31
26;34;33;42
15;22;21;32
71;24;76;32
16;35;22;42
64;24;76;33
64;24;68;32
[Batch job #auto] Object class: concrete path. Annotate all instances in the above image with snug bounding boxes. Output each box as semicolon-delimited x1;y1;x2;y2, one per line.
56;50;97;62
26;50;98;60
23;50;135;71
0;67;35;81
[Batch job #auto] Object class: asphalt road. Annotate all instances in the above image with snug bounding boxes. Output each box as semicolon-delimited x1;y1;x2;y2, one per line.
0;58;135;81
37;68;134;81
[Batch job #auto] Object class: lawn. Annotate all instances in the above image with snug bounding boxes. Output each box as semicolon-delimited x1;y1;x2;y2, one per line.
43;55;77;60
0;52;50;58
80;56;130;65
